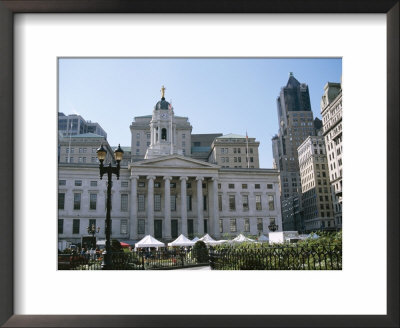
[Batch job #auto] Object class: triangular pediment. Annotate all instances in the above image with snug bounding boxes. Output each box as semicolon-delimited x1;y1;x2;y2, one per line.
131;155;219;169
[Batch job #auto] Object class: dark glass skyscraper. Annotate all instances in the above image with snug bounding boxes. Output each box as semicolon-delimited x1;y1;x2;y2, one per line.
272;73;317;231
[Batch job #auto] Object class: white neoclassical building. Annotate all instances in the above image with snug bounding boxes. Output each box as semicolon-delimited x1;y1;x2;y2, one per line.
58;89;282;245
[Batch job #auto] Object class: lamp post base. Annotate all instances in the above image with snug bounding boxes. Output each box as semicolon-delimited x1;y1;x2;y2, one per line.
101;251;112;270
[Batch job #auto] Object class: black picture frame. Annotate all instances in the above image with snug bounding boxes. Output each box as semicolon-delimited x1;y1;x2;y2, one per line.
0;1;398;327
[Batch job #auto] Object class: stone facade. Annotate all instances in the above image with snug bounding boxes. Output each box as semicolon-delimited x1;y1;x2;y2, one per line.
320;82;342;229
208;134;260;168
58;133;114;165
297;135;336;231
58;91;282;245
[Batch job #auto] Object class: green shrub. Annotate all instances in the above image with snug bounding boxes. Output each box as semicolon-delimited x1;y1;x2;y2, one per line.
193;240;209;263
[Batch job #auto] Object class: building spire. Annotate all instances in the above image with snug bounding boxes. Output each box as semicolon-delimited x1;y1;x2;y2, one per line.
161;85;166;99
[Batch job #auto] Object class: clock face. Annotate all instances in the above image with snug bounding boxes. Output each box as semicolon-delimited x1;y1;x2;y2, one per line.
161;113;168;119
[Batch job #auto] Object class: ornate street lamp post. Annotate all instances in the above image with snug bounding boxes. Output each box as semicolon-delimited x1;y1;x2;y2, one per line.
96;144;124;270
268;222;278;232
86;224;100;250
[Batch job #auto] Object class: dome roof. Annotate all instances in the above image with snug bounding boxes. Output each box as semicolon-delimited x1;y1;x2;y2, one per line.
155;97;170;110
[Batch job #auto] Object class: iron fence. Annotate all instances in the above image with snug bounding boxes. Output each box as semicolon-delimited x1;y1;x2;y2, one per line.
58;248;209;270
208;244;342;270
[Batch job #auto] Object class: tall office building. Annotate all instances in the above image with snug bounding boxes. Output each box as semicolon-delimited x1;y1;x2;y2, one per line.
272;73;317;230
298;135;335;231
58;113;107;139
320;82;342;229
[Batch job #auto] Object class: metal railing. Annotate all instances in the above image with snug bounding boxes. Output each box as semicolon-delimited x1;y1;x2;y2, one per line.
58;248;209;270
208;244;342;270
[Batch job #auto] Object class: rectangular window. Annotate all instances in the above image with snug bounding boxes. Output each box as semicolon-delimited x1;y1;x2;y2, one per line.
121;194;128;212
75;180;82;186
242;184;247;189
154;182;161;188
120;219;128;234
267;184;273;189
244;218;250;232
219;219;223;233
90;181;97;187
187;195;192;211
154;194;161;211
59;180;66;186
138;181;145;188
170;195;176;211
138;219;145;234
73;193;81;210
268;195;275;211
203;195;207;210
242;195;249;211
218;195;222;211
187;183;191;189
58;193;65;210
256;195;262;210
255;184;260;189
89;193;97;210
72;219;80;234
257;218;263;232
121;181;129;188
138;194;145;211
58;219;64;234
171;182;176;188
229;195;236;211
230;219;237;232
228;183;235;189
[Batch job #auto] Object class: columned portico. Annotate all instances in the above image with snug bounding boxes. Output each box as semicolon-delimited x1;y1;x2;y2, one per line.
129;175;139;240
180;176;188;235
196;176;204;236
163;176;172;239
212;177;220;238
147;176;155;236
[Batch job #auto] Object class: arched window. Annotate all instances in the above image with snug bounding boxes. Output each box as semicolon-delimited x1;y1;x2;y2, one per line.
161;128;167;141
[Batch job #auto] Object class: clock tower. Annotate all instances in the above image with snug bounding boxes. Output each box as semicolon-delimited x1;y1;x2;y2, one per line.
144;86;183;159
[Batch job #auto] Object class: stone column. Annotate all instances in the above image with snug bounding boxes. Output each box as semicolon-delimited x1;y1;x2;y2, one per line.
196;176;204;236
147;176;155;236
163;176;172;239
212;177;220;238
129;175;139;240
180;176;188;236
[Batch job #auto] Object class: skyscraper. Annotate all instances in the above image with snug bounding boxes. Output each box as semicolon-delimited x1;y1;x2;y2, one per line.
272;73;316;230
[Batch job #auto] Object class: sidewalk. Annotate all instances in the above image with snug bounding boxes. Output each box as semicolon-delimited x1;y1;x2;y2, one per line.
177;266;211;271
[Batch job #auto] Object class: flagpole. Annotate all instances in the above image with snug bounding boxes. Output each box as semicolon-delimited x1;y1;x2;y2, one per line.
68;121;73;163
246;130;249;168
170;100;173;155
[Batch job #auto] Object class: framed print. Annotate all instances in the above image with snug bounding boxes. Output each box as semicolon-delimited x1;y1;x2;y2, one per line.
0;1;398;327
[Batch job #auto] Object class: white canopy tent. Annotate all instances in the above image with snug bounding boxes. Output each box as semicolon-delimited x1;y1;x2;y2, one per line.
231;234;255;243
191;237;200;243
199;234;219;246
257;234;269;242
135;235;165;248
168;234;195;247
96;240;106;246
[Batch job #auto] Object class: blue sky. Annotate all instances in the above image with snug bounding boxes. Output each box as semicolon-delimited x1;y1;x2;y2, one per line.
59;58;341;168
